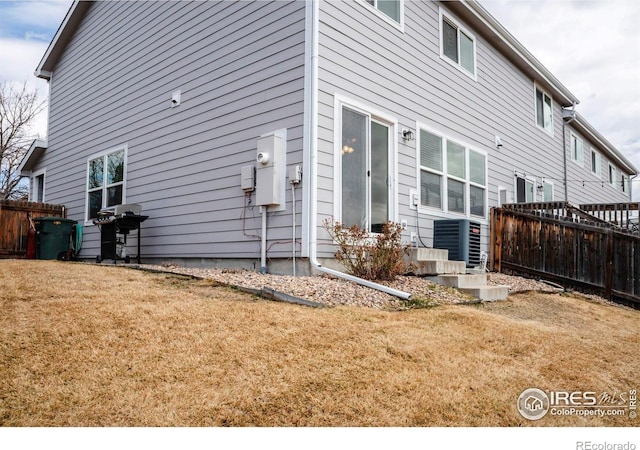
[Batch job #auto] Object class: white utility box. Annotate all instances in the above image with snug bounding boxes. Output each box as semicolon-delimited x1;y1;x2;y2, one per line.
255;133;283;206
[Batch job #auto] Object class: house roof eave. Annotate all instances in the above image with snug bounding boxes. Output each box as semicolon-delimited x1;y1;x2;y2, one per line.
35;1;93;80
448;0;580;107
570;113;638;176
18;139;48;176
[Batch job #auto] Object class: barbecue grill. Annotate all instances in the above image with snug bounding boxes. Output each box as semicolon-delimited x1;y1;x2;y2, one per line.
92;204;148;263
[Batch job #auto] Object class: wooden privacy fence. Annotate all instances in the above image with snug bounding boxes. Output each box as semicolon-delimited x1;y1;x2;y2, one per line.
0;200;67;258
491;206;639;308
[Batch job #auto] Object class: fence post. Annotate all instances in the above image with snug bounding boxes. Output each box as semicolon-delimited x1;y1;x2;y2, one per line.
604;229;614;300
490;207;502;273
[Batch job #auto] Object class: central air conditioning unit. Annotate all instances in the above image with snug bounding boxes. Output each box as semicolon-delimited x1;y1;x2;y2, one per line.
433;219;481;267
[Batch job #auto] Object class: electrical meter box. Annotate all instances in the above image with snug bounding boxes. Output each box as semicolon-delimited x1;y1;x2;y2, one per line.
255;133;283;206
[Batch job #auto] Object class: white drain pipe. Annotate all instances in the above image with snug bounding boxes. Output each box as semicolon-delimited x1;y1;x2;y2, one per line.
304;0;410;301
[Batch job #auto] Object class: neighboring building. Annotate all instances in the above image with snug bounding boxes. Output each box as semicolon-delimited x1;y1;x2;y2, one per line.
19;0;637;273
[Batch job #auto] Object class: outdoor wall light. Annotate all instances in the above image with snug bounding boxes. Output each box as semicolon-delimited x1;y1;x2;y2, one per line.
402;129;415;141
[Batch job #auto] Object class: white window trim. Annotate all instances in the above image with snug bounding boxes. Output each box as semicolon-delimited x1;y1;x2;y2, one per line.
416;122;488;221
541;179;554;202
30;168;46;203
534;83;554;136
608;163;617;188
333;94;398;227
514;172;536;203
84;144;128;225
570;132;584;167
591;149;602;178
358;0;405;32
439;7;478;81
497;186;509;207
621;174;628;193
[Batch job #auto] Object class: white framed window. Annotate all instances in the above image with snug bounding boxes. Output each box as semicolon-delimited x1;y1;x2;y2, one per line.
362;0;404;28
542;179;554;202
335;97;397;232
439;8;477;79
30;168;46;203
591;149;601;177
570;133;583;166
515;173;535;203
86;145;127;222
497;186;508;207
621;174;628;193
608;163;616;188
417;125;487;219
535;85;553;134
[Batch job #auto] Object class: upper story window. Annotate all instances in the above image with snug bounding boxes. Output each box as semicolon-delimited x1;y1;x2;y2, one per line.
591;150;601;177
570;133;583;165
535;86;553;133
439;9;476;78
365;0;402;24
86;146;127;221
608;164;616;188
621;174;628;193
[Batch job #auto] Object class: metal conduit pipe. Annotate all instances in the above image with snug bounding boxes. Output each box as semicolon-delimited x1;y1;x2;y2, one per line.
304;0;411;301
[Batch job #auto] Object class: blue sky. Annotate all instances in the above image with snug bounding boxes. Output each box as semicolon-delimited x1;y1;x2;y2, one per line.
0;0;639;198
0;0;66;40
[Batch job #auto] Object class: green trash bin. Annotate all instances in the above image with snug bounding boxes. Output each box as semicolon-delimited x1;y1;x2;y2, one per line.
34;217;78;260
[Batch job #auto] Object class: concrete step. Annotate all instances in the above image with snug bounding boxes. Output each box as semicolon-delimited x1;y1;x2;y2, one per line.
430;274;488;288
408;259;466;276
413;247;449;261
459;285;510;302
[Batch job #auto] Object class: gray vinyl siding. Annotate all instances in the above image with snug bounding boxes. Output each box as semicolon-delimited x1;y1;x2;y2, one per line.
36;1;306;260
315;0;628;256
564;125;632;204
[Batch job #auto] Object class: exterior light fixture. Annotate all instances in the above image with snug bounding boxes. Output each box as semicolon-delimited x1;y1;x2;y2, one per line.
402;129;415;141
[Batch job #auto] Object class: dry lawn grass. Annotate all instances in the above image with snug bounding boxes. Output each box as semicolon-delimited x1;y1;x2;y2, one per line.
1;260;638;427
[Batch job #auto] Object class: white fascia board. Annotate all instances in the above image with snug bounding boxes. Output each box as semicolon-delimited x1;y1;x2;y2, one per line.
18;139;48;176
35;0;87;80
572;114;638;175
459;0;580;107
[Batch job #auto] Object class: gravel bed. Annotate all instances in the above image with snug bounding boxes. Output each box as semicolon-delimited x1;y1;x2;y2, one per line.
133;264;572;310
487;272;565;293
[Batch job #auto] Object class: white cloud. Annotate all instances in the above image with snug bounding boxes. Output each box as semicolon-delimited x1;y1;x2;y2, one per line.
0;38;50;138
481;0;640;200
0;1;71;37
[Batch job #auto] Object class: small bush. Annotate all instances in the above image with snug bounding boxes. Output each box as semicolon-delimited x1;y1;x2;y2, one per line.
323;218;412;281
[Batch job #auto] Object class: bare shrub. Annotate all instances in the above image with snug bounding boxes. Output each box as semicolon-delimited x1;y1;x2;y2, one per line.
323;218;411;281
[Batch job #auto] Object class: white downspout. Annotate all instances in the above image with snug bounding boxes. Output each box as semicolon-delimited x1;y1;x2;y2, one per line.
305;0;411;300
562;102;577;201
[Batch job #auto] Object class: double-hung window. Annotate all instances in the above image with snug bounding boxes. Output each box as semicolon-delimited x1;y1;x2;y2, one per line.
365;0;401;24
440;10;476;78
418;128;486;218
86;146;127;221
339;104;395;233
535;86;553;133
570;133;583;165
